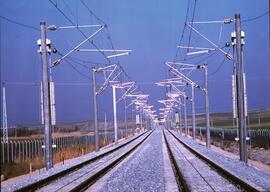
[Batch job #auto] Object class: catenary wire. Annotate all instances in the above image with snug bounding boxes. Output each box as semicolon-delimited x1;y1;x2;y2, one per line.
208;52;229;76
50;0;142;94
0;15;39;31
184;0;198;61
174;0;191;61
242;11;269;23
48;0;111;64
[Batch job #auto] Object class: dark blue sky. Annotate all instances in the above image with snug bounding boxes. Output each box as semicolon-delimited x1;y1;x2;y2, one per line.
0;0;269;125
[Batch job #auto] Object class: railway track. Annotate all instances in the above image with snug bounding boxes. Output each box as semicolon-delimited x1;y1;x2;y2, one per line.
163;129;263;192
84;128;179;192
10;130;152;192
3;128;268;192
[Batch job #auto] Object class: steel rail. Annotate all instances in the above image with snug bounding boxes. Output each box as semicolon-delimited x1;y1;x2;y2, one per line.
165;129;263;192
14;131;152;192
70;130;153;192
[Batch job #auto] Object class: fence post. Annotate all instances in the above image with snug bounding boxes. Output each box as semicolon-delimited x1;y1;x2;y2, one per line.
52;138;55;153
37;140;41;156
26;141;29;160
18;141;21;161
55;138;57;152
40;140;43;156
7;141;10;163
35;140;38;157
28;140;31;160
60;137;62;149
22;141;25;161
14;141;17;161
1;142;4;163
31;141;33;159
55;137;60;151
11;141;14;162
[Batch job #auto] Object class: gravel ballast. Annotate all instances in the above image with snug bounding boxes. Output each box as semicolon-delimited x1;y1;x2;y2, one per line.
1;131;147;192
172;130;270;191
165;130;241;192
91;128;168;192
